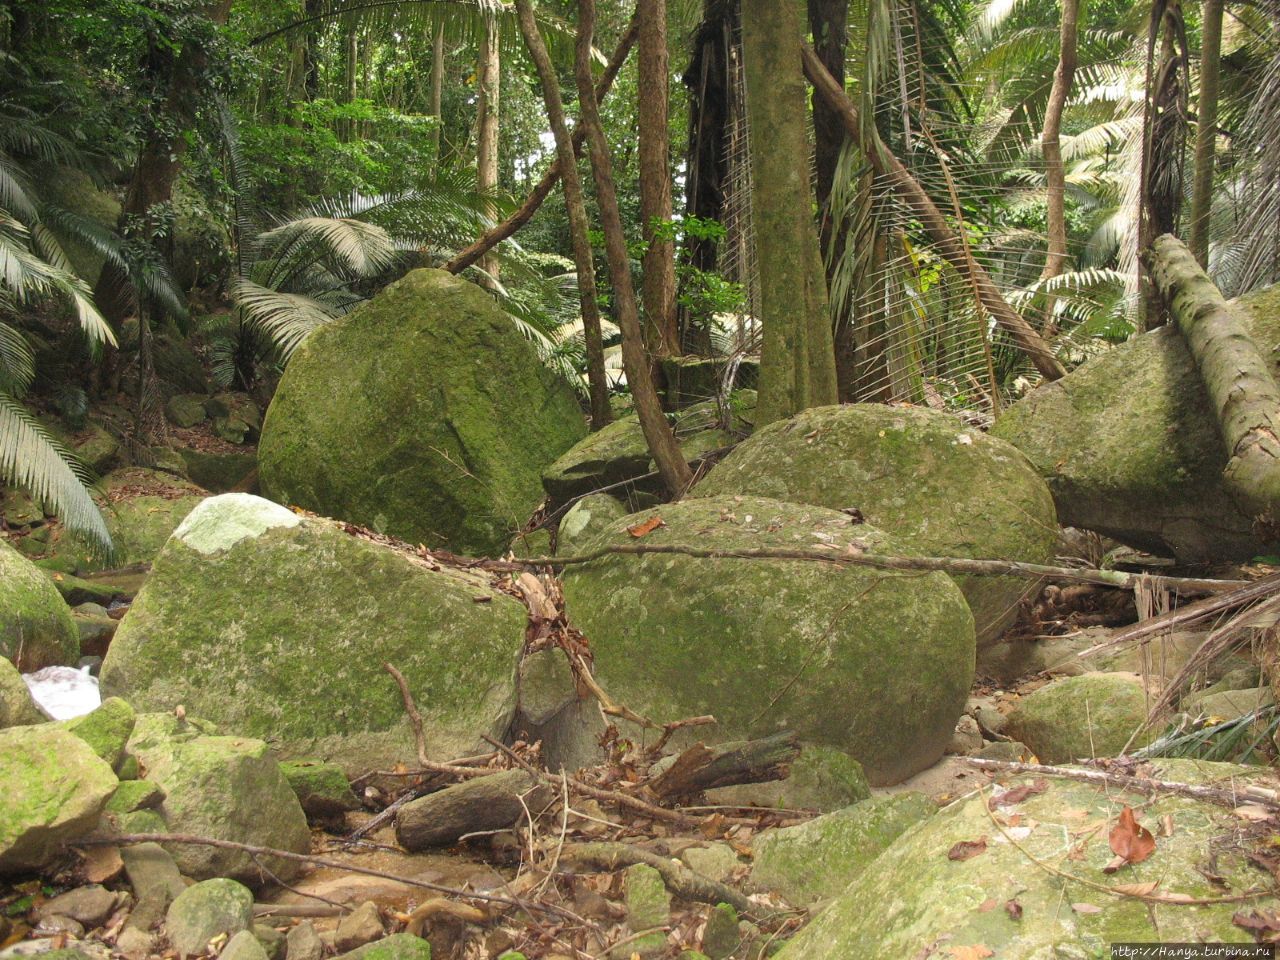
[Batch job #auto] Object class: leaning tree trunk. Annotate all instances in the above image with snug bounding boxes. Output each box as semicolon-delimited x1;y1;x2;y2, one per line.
742;0;839;425
476;14;502;285
1039;0;1080;333
638;0;680;359
576;0;693;497
1146;234;1280;521
513;0;612;430
803;45;1067;382
1188;0;1223;268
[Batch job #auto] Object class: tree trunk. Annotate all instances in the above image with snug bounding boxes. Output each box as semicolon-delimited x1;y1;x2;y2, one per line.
742;0;839;425
1188;0;1223;268
1039;0;1080;331
803;45;1067;382
430;20;445;158
444;15;639;275
575;0;693;497
1146;234;1280;520
807;0;847;240
513;0;613;430
638;0;680;359
476;14;501;285
303;0;321;99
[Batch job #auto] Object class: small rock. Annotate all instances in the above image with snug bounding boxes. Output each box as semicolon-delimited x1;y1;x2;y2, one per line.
165;878;254;957
122;842;186;913
285;921;323;960
220;931;269;960
35;915;86;938
624;863;670;956
252;925;286;960
701;903;739;960
1005;672;1151;763
331;933;432;960
679;844;740;883
333;902;383;953
974;704;1007;738
37;885;121;927
946;715;983;755
278;760;359;824
165;395;208;429
106;780;165;814
116;926;158;959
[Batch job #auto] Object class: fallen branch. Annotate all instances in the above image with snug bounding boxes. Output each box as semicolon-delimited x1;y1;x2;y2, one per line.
384;662;429;767
557;842;764;919
79;833;584;923
647;733;801;800
478;543;1244;594
444;14;639;275
962;757;1280;812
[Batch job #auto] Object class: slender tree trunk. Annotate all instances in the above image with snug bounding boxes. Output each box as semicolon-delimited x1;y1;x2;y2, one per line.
513;0;612;430
743;0;839;424
1146;234;1280;519
638;0;679;358
575;0;692;497
1189;0;1223;267
430;20;445;159
445;15;639;275
807;0;847;239
477;14;501;285
1039;0;1080;332
303;0;321;99
803;45;1067;381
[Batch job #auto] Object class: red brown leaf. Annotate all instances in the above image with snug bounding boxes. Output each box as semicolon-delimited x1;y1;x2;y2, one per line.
1108;806;1156;866
627;516;666;538
947;837;988;861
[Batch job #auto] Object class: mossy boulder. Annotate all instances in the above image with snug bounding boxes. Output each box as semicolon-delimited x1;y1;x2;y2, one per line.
40;167;121;285
0;725;119;874
166;394;208;429
124;713;310;884
751;793;936;906
62;696;136;769
992;285;1280;560
776;760;1278;959
0;657;46;727
1004;672;1151;763
278;760;360;822
259;268;587;556
542;394;756;505
556;493;628;555
165;878;254;956
180;449;257;493
206;393;261;445
0;538;79;670
101;494;527;772
335;933;432;960
561;496;976;785
695;404;1058;644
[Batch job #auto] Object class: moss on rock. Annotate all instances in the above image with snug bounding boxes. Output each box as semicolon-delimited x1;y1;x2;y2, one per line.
0;538;79;670
1004;672;1151;763
993;285;1280;560
561;496;975;785
775;760;1277;958
259;269;586;556
101;494;527;772
0;657;46;727
62;696;136;768
694;404;1058;644
556;493;628;556
0;725;118;874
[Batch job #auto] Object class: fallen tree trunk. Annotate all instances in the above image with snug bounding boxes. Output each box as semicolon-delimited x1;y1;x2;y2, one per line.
444;14;639;276
647;732;801;799
800;44;1066;382
395;770;552;850
1145;233;1280;521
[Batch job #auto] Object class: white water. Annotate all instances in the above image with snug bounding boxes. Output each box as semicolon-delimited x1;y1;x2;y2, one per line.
22;665;101;720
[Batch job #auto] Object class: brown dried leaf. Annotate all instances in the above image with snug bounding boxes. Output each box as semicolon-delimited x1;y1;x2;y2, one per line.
627;516;666;538
1108;806;1156;866
1102;855;1128;874
1234;909;1280;942
1005;899;1023;921
1071;903;1103;915
947;838;989;862
1111;882;1159;897
1234;804;1274;822
990;779;1049;808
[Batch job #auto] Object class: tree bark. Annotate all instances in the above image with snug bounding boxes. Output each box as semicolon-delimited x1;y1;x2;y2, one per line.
638;0;680;359
1145;233;1280;520
476;14;501;285
430;20;445;158
647;732;801;799
1188;0;1223;267
802;45;1067;382
742;0;839;425
444;15;639;276
575;0;693;497
513;0;612;430
807;0;848;241
1039;0;1080;330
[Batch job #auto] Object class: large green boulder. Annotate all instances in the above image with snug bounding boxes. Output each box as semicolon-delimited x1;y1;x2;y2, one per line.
993;285;1280;560
751;793;936;906
101;494;527;772
124;713;310;884
41;167;121;285
775;760;1278;958
694;404;1058;644
1004;672;1151;763
542;393;756;505
561;496;976;785
259;269;587;556
0;538;78;670
0;657;46;727
0;725;118;874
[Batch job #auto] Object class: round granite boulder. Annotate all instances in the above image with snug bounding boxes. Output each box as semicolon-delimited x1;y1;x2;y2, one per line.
561;496;976;785
0;538;78;670
101;494;527;772
694;404;1058;644
259;268;587;557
